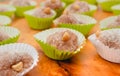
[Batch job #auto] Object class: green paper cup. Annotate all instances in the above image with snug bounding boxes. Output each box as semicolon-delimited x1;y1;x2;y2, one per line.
0;43;39;75
65;3;97;16
111;4;120;15
24;9;56;30
83;4;97;16
100;16;120;30
54;14;97;36
61;0;75;5
34;28;86;60
0;4;16;18
55;2;66;17
40;2;66;17
81;0;97;4
0;26;20;45
0;15;12;26
97;0;120;12
11;1;36;17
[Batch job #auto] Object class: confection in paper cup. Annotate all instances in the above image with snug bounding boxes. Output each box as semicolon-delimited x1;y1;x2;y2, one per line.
65;3;97;16
88;29;120;63
97;0;120;12
0;4;16;18
0;43;39;76
100;16;120;30
40;1;66;17
34;28;86;60
0;26;20;45
10;0;36;17
24;8;56;30
111;4;120;15
54;14;97;36
0;15;11;26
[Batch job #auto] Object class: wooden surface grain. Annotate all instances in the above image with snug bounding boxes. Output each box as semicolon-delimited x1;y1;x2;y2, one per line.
1;0;120;76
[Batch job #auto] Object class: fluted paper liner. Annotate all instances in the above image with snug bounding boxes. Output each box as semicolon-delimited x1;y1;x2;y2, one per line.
100;16;120;30
0;43;39;76
88;29;120;63
55;2;66;17
54;14;97;36
24;9;56;30
10;1;36;17
0;26;20;45
83;0;97;4
34;28;86;60
0;15;11;26
61;0;74;5
97;0;120;12
111;4;120;15
65;3;97;16
0;4;16;18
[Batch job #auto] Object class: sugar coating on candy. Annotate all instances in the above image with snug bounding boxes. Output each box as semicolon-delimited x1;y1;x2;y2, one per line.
44;0;63;9
46;30;78;51
56;13;84;24
11;0;32;6
68;1;90;13
0;52;33;76
32;7;54;18
0;30;10;41
107;16;120;28
97;29;120;49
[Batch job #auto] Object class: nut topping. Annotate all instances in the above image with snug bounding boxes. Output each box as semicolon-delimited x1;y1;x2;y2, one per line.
96;31;100;37
44;7;51;14
12;62;23;72
62;32;70;42
73;4;80;10
51;0;56;3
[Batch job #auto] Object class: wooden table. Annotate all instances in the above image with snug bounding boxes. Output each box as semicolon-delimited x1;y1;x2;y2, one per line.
2;0;120;76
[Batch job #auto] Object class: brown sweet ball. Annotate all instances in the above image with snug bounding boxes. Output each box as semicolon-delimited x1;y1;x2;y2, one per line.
57;11;80;24
97;30;120;49
44;0;62;9
70;1;90;13
47;30;78;51
0;52;33;76
32;7;54;18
